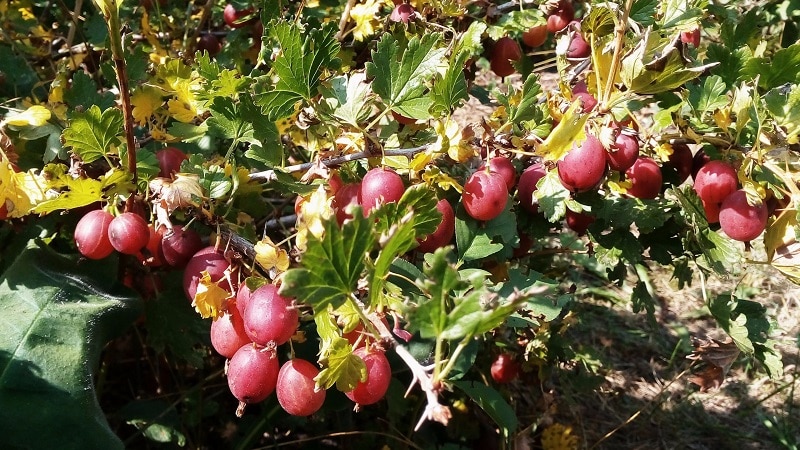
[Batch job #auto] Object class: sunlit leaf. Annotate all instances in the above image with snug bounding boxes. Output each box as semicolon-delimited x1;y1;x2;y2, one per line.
535;100;588;161
62;105;123;164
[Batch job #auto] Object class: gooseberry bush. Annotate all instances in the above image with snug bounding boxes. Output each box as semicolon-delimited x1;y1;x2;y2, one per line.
0;0;799;447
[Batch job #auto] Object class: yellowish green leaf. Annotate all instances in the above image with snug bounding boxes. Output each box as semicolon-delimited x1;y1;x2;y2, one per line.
3;105;52;127
535;101;589;161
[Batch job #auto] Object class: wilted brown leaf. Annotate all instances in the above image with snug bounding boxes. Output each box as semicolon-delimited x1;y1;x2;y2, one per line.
686;336;740;392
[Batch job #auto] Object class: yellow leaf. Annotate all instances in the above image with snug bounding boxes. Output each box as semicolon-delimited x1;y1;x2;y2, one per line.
3;105;51;127
296;185;333;251
422;166;463;193
349;0;381;42
131;85;164;126
0;152;47;218
167;99;197;123
254;237;291;273
430;118;474;163
535;101;589;161
541;423;579;450
765;210;798;261
771;240;800;285
192;271;232;319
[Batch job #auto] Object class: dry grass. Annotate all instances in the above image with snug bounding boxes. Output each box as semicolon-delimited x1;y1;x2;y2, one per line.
550;260;800;450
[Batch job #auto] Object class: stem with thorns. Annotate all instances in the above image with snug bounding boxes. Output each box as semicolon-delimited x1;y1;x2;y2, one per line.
101;0;139;190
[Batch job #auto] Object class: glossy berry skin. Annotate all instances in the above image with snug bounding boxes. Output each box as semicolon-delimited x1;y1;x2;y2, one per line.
516;162;547;214
243;284;298;346
702;199;721;224
276;359;326;416
463;170;509;221
691;148;711;180
566;32;590;58
606;131;639;172
333;182;362;225
558;135;607;193
546;1;574;33
490;353;520;384
75;210;115;260
490;37;522;78
361;168;405;214
522;24;548;48
389;3;414;23
565;209;595;235
197;34;223;57
479;156;517;191
183;246;231;300
235;282;253;318
223;4;254;29
572;82;597;113
625;157;662;199
417;199;455;253
345;347;392;406
108;212;150;256
693;160;738;204
140;224;165;267
227;345;279;408
210;308;250;359
161;225;204;268
719;190;768;242
155;147;188;178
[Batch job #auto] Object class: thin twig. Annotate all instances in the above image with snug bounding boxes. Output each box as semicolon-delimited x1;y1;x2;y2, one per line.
249;145;429;181
335;0;357;41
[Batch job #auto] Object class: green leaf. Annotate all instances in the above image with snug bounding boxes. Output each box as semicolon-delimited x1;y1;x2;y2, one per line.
453;381;518;438
536;170;569;222
368;185;440;306
254;21;341;120
621;32;718;95
499;269;562;322
742;42;800;90
708;294;782;377
145;282;209;367
315;336;367;392
507;73;545;126
587;196;671;233
322;72;374;127
0;245;141;450
764;83;800;144
452;21;486;59
659;0;703;29
404;247;465;339
207;97;256;145
629;0;658;26
581;4;615;36
118;399;186;446
280;210;375;312
209;69;249;99
63;71;116;110
430;51;470;117
706;44;753;88
687;75;729;117
62;105;123;164
592;228;644;267
456;217;501;262
367;33;447;111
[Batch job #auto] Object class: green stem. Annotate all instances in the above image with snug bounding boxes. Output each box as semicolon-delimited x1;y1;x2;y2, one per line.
436;337;470;382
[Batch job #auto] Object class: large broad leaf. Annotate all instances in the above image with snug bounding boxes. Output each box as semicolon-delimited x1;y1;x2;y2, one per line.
0;245;141;449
